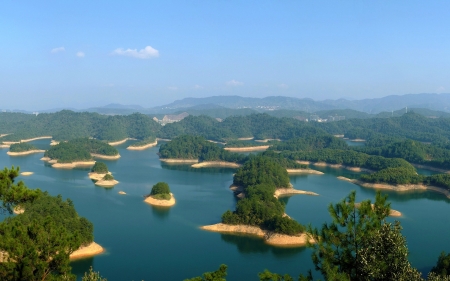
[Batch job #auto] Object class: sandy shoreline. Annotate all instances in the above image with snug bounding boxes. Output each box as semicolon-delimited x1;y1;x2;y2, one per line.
349;138;366;142
337;176;450;199
95;179;119;187
69;242;104;260
144;193;176;207
88;172;112;181
237;137;254;140
127;140;158;150
274;188;319;198
298;161;374;173
254;138;281;143
224;146;269;152
41;157;96;169
191;161;241;168
160;158;199;164
20;172;34;176
4;136;53;145
91;153;121;160
354;202;402;217
207;140;227;145
108;138;130;146
200;223;313;247
0;144;10;148
412;163;450;174
286;168;324;175
7;150;45;156
13;206;24;215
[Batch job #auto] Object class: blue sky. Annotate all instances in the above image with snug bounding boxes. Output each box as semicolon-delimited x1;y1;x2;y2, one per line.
1;1;450;110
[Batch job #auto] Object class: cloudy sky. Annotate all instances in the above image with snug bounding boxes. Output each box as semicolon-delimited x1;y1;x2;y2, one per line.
1;1;450;110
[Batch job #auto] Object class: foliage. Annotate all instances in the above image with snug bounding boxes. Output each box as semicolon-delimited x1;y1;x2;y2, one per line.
269;135;348;152
130;136;156;147
82;267;107;281
0;168;94;280
184;264;228;281
0;166;42;214
150;182;171;195
91;162;109;173
431;252;450;277
102;174;114;181
9;142;39;152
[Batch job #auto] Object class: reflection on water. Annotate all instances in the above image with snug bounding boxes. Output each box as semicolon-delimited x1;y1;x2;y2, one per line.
151;205;171;220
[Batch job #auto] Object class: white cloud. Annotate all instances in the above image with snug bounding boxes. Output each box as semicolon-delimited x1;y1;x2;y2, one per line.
112;45;159;59
51;47;65;53
76;52;85;58
167;86;178;91
278;83;289;89
226;80;243;86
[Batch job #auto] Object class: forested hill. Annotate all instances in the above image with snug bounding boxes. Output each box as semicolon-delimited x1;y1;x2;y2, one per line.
0;110;160;142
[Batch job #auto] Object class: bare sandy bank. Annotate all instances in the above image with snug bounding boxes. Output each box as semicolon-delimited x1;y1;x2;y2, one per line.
300;161;374;173
69;242;104;260
13;206;24;215
7;150;45;156
333;134;344;138
127;140;158;150
156;138;171;142
237;137;254;140
108;138;130;146
0;144;10;148
207;140;226;145
274;188;319;198
95;179;119;187
254;138;281;143
118;191;126;195
22;136;52;142
191;161;241;168
412;163;450;174
20;172;34;176
91;153;121;160
144;193;176;207
286;168;324;175
200;223;313;247
337;176;450;199
88;172;112;181
160;158;199;164
224;146;269;152
50;140;59;146
349;138;366;142
52;161;96;169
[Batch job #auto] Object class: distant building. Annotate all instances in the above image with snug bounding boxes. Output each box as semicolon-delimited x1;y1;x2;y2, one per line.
328;115;345;122
155;112;189;125
309;114;320;122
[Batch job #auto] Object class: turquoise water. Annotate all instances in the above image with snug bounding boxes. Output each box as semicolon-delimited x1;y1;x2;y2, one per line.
1;139;449;280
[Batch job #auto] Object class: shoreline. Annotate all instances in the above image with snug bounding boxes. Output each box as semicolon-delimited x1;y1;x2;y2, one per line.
207;140;227;145
160;158;199;164
95;179;119;187
224;146;269;152
20;172;34;176
298;161;374;173
349;138;366;142
274;188;319;198
286;168;324;175
200;223;313;247
7;149;45;156
91;153;121;160
69;242;104;260
337;176;450;199
108;138;130;146
254;138;281;143
144;193;176;207
3;136;53;145
88;172;112;181
127;140;158;150
191;161;241;168
237;137;254;140
412;163;450;174
41;157;96;169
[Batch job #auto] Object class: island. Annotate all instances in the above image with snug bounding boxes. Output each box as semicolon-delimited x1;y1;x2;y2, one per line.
202;156;315;247
89;162;119;187
42;138;119;169
144;182;176;207
7;143;45;156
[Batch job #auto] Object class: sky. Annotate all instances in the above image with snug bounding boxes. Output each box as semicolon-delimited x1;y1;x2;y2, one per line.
1;1;450;110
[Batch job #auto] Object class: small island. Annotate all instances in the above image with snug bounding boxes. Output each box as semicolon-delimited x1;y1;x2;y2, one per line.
43;138;119;169
7;143;45;156
89;162;119;187
144;182;176;207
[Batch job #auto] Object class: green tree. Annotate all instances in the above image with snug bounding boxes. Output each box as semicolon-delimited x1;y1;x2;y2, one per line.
431;252;450;277
82;267;108;281
184;264;227;281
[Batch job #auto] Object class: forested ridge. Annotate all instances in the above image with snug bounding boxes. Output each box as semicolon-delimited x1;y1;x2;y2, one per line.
9;142;39;152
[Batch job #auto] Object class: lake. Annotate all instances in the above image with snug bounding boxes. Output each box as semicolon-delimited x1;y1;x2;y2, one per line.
1;139;449;280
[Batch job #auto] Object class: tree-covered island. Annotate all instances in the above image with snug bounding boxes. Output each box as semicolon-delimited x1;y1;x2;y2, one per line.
7;142;45;156
144;182;175;207
88;162;119;187
42;138;119;168
202;156;316;247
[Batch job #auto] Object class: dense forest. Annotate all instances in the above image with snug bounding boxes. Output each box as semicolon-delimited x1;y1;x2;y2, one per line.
9;142;39;152
45;138;118;163
222;156;304;235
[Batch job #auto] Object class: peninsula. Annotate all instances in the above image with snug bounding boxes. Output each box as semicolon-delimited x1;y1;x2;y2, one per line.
7;142;45;156
127;137;158;150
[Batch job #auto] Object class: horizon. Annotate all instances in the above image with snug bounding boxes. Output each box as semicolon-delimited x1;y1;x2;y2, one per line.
2;1;450;110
